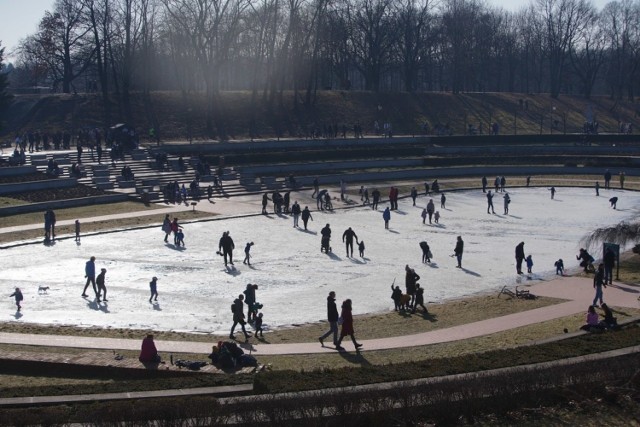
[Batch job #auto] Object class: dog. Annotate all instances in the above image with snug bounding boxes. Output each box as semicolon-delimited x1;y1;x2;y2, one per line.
399;294;412;310
38;286;50;294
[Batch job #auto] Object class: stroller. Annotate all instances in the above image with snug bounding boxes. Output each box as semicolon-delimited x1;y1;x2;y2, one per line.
321;236;332;253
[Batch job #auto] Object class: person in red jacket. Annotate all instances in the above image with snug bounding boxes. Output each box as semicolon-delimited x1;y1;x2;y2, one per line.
336;299;362;351
139;334;161;363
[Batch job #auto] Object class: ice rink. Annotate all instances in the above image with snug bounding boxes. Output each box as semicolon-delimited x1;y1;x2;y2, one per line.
2;186;636;334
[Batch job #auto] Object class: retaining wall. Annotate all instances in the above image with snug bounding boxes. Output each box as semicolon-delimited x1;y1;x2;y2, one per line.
0;194;131;216
0;178;77;196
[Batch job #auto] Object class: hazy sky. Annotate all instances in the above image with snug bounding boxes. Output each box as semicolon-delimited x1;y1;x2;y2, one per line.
0;0;613;63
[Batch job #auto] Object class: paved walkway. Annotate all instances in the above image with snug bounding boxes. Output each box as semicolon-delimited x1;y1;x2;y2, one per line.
0;277;637;355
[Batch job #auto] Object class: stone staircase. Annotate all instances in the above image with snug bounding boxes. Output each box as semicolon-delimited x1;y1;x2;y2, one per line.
28;148;255;203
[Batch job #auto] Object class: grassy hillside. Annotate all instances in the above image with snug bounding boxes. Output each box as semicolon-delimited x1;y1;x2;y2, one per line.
2;91;638;142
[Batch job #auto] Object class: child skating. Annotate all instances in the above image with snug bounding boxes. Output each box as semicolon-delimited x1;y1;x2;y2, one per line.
434;211;440;223
358;240;365;257
9;287;23;312
254;312;264;338
75;220;81;242
526;255;533;274
243;242;254;265
554;259;564;275
176;228;185;247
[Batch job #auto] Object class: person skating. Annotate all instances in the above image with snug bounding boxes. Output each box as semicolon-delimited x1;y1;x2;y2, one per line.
170;218;179;245
97;268;108;302
549;187;556;199
405;265;420;310
595;181;600;196
454;236;464;268
254;313;264;338
515;242;525;274
291;201;301;227
609;197;618;209
593;264;606;307
342;227;358;257
604;169;611;189
301;206;313;230
420;241;431;263
486;191;495;214
219;231;235;266
358;240;365;257
440;193;446;209
82;256;99;299
426;199;435;223
230;294;250;341
321;223;332;253
243;283;258;322
411;187;418;206
261;193;269;214
526;255;533;274
318;291;340;348
503;192;510;214
371;189;380;210
75;219;81;242
243;242;254;265
149;277;159;302
383;206;391;229
9;287;23;312
481;176;487;193
554;259;565;275
336;299;362;351
363;187;369;205
311;177;319;198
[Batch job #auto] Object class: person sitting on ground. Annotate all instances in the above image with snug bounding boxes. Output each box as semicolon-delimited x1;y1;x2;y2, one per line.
139;334;161;363
599;303;618;329
580;306;602;332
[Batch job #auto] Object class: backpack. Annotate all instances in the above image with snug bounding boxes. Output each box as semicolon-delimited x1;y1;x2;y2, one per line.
231;303;236;313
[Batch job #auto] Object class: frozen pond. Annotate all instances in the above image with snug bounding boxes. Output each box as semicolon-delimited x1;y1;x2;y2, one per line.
2;187;636;334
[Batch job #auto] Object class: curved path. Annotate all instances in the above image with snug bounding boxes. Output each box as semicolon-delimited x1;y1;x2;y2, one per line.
0;276;637;355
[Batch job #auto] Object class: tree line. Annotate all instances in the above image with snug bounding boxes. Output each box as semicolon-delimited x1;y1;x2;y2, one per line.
5;0;640;137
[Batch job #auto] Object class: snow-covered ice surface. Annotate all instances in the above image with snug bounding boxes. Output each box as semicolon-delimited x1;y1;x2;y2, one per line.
2;187;636;334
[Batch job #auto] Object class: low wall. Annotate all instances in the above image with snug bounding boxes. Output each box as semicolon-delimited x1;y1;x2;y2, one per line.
0;178;77;196
300;165;640;187
0;166;37;177
239;159;423;176
0;194;131;216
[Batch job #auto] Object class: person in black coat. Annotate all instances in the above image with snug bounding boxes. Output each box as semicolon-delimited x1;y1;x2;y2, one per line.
301;206;313;230
405;265;420;309
481;176;487;193
515;242;525;274
318;291;340;347
603;248;616;285
371;189;380;210
342;227;358;257
454;236;464;268
219;231;235;266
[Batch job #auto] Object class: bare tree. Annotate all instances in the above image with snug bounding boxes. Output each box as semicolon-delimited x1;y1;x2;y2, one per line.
535;0;594;98
569;6;605;99
21;0;95;93
601;0;640;100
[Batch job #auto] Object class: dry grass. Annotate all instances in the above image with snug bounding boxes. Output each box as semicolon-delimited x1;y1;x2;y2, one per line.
0;294;561;344
0;206;215;244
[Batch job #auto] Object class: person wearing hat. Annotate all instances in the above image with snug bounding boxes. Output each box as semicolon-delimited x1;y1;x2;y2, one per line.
97;268;108;302
149;277;158;303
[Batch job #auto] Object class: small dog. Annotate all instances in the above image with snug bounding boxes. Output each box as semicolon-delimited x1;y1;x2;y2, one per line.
38;286;50;294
